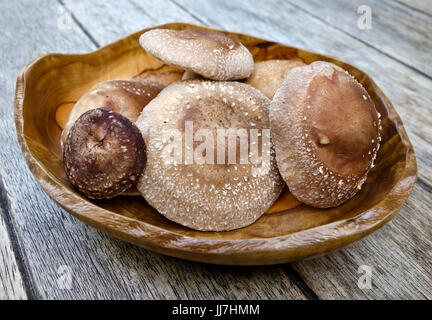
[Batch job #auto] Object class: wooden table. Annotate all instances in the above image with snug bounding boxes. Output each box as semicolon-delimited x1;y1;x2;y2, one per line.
1;0;431;300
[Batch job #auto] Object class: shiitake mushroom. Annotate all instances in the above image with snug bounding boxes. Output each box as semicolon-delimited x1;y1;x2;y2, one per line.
63;108;146;199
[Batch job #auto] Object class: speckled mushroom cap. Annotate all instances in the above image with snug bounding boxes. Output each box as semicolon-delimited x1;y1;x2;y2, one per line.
139;29;254;81
61;79;163;149
245;59;306;99
270;61;381;208
136;80;284;231
63;108;146;199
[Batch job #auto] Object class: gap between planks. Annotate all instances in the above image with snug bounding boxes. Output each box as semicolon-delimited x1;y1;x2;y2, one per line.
0;175;39;299
395;0;432;18
417;178;432;195
57;0;100;48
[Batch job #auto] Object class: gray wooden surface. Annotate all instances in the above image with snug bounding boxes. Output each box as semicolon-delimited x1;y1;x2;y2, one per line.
0;0;431;300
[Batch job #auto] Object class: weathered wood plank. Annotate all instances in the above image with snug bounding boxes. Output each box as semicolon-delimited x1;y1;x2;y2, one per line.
0;181;27;300
61;0;199;47
295;183;432;299
287;0;432;78
397;0;432;16
175;0;432;299
0;0;306;299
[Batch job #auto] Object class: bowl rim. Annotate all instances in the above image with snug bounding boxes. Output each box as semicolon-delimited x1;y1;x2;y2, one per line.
14;22;417;265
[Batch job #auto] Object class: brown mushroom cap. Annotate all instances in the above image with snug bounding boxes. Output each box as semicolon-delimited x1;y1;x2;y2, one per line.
63;108;146;199
136;80;284;231
139;29;254;80
245;59;306;98
270;61;380;208
60;79;163;148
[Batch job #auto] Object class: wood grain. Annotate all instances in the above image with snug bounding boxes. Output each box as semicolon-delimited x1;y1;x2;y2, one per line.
176;0;432;299
295;183;432;299
0;0;306;299
0;181;27;300
397;0;432;16
61;0;198;46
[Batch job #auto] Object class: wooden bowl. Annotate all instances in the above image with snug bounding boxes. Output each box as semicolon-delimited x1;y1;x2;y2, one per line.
14;23;417;265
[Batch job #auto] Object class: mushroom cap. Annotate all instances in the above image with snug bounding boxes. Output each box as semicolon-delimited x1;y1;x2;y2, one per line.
270;61;380;208
245;59;306;99
63;108;146;199
61;79;163;148
139;29;254;80
136;80;284;231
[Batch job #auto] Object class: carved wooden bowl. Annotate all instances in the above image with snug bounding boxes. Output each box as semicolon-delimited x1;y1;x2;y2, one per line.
14;23;417;265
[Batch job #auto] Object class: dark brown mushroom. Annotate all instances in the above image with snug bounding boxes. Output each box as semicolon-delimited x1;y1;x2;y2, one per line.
60;79;163;149
63;108;146;199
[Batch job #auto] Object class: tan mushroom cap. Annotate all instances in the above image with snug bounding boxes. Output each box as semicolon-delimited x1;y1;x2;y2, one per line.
245;59;306;99
63;108;146;199
270;61;380;208
136;80;284;231
139;29;254;80
60;79;163;149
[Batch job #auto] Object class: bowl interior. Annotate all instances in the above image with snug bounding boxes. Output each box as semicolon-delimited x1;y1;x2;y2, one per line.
18;23;415;244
